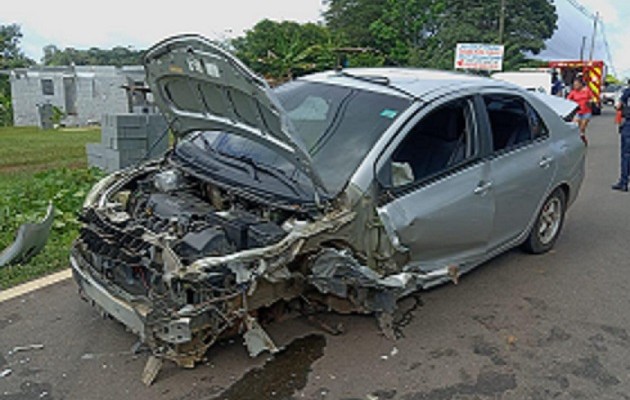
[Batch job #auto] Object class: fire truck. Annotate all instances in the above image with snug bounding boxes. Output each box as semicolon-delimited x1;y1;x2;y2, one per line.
549;60;605;115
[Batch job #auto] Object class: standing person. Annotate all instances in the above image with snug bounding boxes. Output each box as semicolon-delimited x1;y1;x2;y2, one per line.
551;70;563;96
567;78;594;143
612;80;630;192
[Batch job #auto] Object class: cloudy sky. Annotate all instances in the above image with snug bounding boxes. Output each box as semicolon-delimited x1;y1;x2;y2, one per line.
1;0;628;78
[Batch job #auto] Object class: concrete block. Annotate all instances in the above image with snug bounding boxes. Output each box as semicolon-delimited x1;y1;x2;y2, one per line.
108;137;148;151
88;152;106;170
86;143;106;170
86;142;105;156
103;148;145;172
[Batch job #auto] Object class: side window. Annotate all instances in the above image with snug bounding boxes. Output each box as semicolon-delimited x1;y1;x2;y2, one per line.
525;102;549;140
484;95;534;152
389;97;476;187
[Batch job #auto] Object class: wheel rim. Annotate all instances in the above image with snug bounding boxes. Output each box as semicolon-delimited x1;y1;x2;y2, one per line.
538;197;562;245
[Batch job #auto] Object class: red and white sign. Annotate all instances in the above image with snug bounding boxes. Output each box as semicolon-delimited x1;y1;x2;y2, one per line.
455;43;505;71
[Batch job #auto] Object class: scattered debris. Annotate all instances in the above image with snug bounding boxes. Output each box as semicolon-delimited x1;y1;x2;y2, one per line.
243;317;280;358
305;315;344;336
9;344;44;355
141;355;163;387
507;335;518;347
0;203;54;267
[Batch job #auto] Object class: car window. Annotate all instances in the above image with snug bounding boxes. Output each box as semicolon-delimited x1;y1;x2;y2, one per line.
389;97;476;187
484;94;546;152
525;102;549;140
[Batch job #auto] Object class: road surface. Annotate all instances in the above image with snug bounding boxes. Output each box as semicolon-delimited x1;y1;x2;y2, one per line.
1;109;629;400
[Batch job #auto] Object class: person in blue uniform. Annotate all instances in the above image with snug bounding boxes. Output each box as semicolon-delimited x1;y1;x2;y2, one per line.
612;80;630;192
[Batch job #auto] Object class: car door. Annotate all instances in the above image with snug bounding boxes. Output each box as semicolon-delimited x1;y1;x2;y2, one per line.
480;93;557;250
375;96;495;271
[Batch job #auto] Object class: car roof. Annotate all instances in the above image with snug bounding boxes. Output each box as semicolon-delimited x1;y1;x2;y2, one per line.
301;68;521;100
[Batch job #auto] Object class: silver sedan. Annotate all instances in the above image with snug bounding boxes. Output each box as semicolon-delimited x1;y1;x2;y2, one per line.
71;35;586;381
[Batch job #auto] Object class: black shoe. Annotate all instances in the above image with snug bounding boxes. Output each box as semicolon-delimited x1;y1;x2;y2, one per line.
612;183;628;192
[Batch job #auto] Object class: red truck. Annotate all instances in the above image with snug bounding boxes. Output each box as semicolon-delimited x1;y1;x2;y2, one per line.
549;60;605;115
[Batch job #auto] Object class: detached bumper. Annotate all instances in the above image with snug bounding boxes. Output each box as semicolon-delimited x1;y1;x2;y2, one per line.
71;252;148;340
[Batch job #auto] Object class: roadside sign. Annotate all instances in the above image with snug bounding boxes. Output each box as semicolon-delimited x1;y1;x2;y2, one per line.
455;43;504;71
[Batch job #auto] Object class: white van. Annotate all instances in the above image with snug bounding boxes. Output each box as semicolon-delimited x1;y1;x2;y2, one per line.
492;71;553;94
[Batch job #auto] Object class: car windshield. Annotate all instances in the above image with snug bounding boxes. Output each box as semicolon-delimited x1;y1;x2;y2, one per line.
180;80;410;195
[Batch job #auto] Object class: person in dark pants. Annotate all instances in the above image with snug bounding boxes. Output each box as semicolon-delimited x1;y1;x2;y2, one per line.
612;81;630;192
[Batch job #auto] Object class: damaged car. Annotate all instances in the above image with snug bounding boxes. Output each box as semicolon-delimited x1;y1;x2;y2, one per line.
71;35;585;381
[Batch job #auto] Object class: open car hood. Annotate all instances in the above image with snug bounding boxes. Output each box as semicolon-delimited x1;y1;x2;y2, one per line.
144;34;326;194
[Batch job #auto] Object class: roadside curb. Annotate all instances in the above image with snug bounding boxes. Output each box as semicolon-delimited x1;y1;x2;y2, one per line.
0;269;72;303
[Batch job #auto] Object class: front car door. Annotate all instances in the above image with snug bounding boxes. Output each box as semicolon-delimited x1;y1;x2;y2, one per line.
376;95;494;272
479;92;557;250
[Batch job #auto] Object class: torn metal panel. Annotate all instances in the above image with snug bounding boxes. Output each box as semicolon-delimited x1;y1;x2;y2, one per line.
243;316;279;357
0;203;54;267
308;249;408;315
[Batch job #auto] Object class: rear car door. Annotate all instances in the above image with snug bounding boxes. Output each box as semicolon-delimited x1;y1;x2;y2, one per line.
376;96;494;271
480;93;557;250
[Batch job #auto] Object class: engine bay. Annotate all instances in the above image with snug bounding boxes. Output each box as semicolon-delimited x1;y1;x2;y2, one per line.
126;169;292;263
76;167;313;297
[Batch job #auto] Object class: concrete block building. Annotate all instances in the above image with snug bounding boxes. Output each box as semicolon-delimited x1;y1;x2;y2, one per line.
9;65;148;126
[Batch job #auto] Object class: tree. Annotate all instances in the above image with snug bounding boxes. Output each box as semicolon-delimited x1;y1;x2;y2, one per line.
232;20;338;83
369;0;445;65
326;0;558;70
42;45;145;66
424;0;558;70
0;24;33;126
324;0;388;48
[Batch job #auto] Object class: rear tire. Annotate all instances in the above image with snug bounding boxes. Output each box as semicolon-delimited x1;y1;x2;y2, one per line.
522;188;566;254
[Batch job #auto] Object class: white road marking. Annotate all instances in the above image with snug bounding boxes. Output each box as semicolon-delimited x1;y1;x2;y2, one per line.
0;269;72;303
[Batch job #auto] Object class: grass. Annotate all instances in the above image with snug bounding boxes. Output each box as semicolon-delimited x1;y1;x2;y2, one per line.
0;126;100;174
0;126;104;289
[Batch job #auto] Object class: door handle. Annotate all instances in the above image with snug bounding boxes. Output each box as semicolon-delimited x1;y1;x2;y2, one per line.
474;181;493;195
539;156;553;168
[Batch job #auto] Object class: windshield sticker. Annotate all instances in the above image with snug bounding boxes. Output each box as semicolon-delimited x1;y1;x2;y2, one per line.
187;57;205;74
205;63;220;78
380;109;399;119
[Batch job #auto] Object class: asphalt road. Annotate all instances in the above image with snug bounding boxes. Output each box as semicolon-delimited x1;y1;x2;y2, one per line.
1;109;630;400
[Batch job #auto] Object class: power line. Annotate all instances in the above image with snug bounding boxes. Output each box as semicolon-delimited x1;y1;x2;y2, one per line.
599;22;616;76
555;0;617;75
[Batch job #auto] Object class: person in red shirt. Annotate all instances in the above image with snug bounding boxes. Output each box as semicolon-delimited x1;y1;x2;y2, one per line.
567;78;594;142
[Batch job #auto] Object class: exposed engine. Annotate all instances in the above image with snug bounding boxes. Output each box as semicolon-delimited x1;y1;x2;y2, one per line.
76;168;303;297
127;169;291;262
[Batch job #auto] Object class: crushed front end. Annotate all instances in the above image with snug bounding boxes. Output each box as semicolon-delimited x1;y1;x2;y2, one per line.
71;161;363;370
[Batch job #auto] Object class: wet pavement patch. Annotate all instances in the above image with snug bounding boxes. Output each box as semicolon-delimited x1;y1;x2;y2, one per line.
600;325;630;343
400;370;517;400
565;355;620;387
213;334;326;400
539;326;572;346
472;336;506;366
0;381;53;400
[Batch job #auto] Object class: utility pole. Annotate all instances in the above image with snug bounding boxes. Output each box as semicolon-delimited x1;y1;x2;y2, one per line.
589;12;599;61
498;0;506;44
